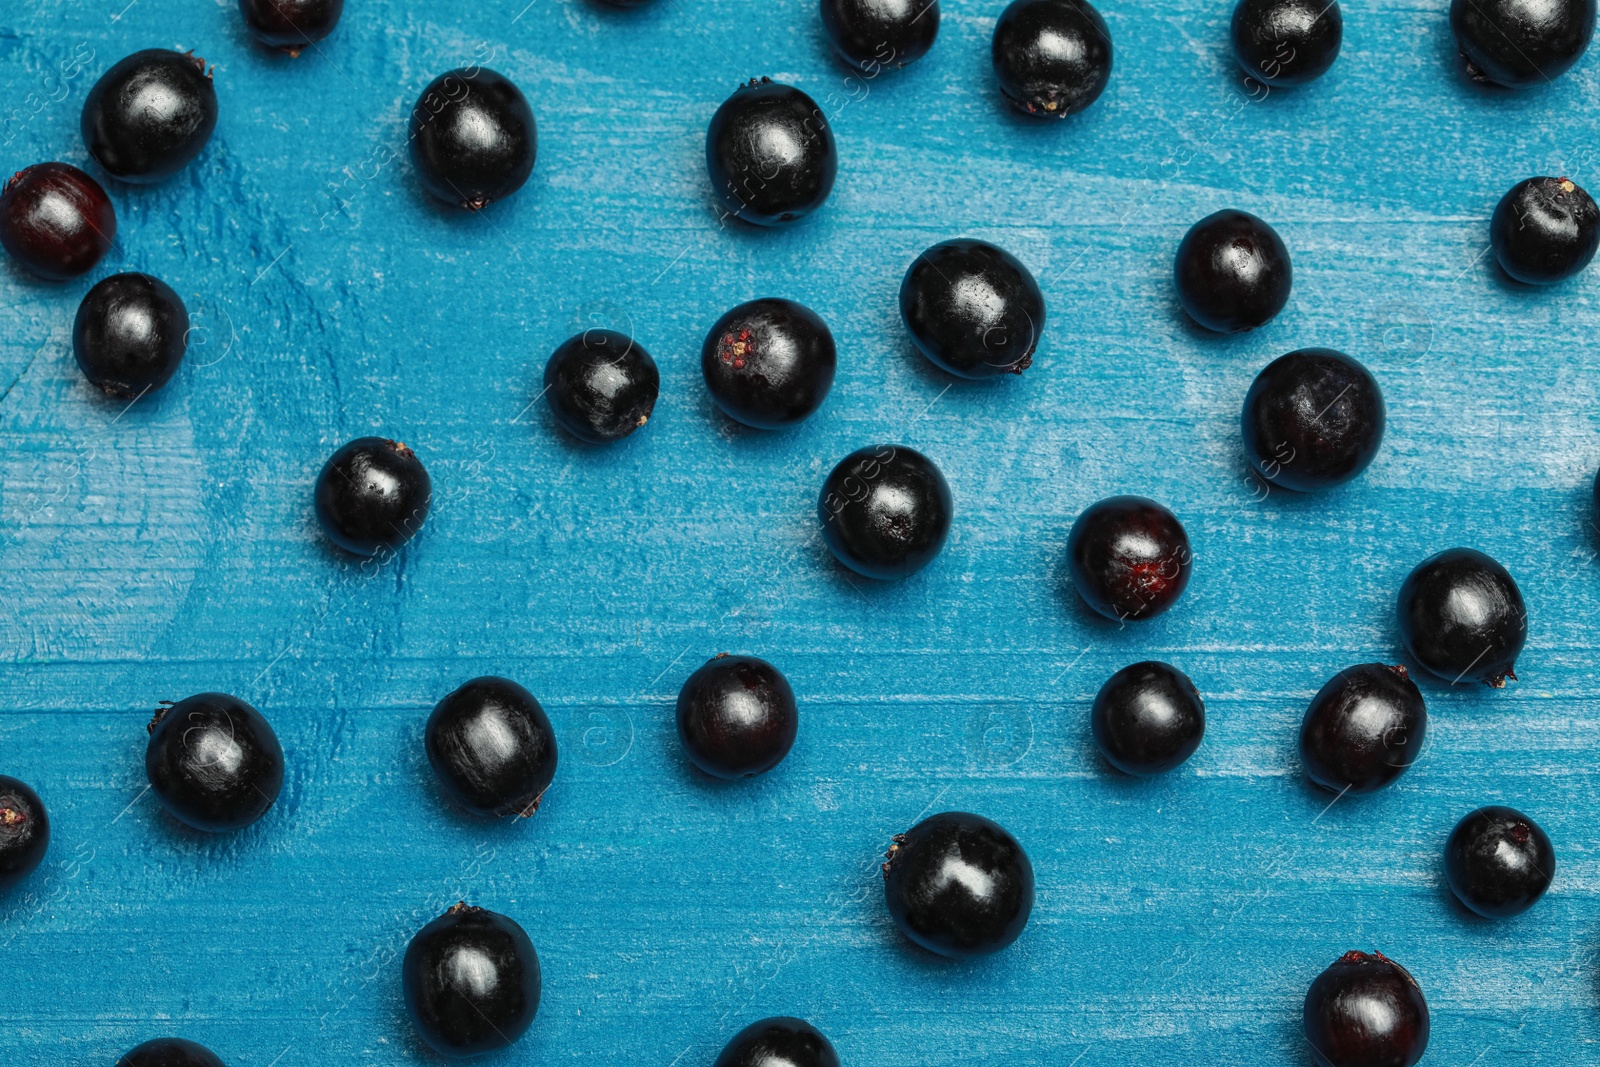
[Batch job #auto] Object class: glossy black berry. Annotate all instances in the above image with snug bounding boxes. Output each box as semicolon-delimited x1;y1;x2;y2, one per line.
900;238;1045;379
820;0;940;72
883;811;1034;958
1230;0;1342;85
1175;209;1291;333
1490;177;1600;285
676;655;798;779
707;78;837;227
0;775;49;893
426;677;558;818
1091;662;1205;775
991;0;1113;118
82;50;217;183
543;329;659;443
116;1038;227;1067
714;1017;840;1067
0;163;116;281
1242;348;1385;492
145;693;284;833
1066;495;1191;622
314;437;432;556
701;298;836;428
72;272;189;398
1303;951;1429;1067
1398;548;1527;687
403;902;540;1059
239;0;345;56
1451;0;1595;87
818;444;953;580
410;68;536;210
1299;663;1426;794
1445;805;1555;918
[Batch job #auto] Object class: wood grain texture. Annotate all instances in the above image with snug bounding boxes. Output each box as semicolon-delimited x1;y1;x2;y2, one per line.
2;0;1598;1063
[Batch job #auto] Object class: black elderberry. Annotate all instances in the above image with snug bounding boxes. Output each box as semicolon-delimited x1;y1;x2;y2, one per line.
543;329;659;443
72;272;189;398
882;811;1034;957
701;298;836;428
991;0;1114;117
145;693;284;833
410;68;536;210
82;49;218;183
707;78;836;226
818;444;953;579
403;903;541;1058
1490;177;1600;285
314;437;432;556
900;238;1044;379
426;677;558;818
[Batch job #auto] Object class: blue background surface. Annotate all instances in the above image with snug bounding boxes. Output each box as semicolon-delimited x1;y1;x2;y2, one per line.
2;0;1599;1063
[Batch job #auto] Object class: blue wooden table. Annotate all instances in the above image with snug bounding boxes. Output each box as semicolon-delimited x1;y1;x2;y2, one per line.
2;0;1597;1063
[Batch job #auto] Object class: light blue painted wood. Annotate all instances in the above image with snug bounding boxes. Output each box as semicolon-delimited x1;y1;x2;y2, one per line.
1;0;1598;1063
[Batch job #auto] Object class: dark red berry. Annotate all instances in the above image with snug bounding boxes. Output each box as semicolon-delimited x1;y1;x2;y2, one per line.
239;0;345;56
676;655;798;779
1299;663;1426;793
0;163;116;280
1066;495;1192;622
1303;951;1429;1067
